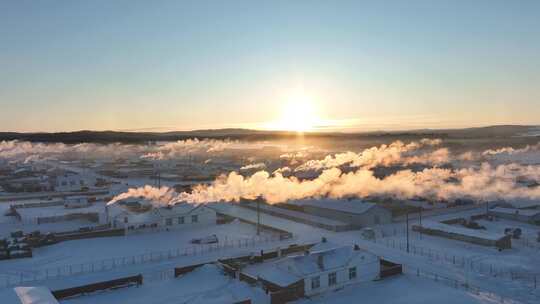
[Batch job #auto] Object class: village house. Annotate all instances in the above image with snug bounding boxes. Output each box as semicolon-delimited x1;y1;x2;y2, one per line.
107;198;217;233
248;241;381;298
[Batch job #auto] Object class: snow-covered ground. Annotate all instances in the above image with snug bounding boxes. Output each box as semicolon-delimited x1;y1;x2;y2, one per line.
296;274;517;304
0;221;280;287
61;263;269;304
0;200;539;303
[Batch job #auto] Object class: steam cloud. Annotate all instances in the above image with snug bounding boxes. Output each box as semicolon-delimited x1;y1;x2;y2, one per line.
108;137;540;207
294;138;447;172
107;185;177;207
140;139;283;160
5;138;539;207
483;143;540;165
109;162;540;207
0;140;146;162
240;163;267;171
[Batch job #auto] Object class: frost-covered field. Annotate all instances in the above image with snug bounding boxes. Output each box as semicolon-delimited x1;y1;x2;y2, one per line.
296;274;515;304
0;220;281;288
0;203;539;303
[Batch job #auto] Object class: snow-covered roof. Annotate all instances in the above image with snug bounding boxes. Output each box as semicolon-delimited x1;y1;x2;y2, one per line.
490;207;540;217
16;203;103;219
108;201;206;224
289;198;378;215
245;202;349;226
157;203;200;217
505;199;540;209
258;245;378;287
65;195;89;200
14;286;59;304
308;240;342;253
417;221;507;241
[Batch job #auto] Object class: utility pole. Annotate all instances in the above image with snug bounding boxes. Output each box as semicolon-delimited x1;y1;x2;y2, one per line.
419;208;422;240
256;197;261;236
406;212;410;253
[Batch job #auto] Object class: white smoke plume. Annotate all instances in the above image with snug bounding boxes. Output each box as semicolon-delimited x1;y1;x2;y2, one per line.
294;139;447;172
108;185;178;207
110;162;540;207
240;163;267;171
483;143;540;165
0;139;283;164
140;139;283;160
0;140;147;162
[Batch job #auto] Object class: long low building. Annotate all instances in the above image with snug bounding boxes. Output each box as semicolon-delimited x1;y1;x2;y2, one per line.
242;202;353;232
412;221;511;250
288;199;392;228
13;202;104;225
488;207;540;224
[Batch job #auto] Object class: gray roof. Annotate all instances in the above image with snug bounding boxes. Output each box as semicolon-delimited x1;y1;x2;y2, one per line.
490;207;540;217
289;199;378;215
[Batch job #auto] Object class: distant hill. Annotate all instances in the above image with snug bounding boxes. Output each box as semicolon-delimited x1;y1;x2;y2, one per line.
0;125;537;144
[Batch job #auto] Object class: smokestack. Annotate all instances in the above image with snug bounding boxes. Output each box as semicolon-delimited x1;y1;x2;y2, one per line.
317;255;324;270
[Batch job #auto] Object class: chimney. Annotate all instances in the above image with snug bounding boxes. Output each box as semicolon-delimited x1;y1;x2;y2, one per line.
317;255;324;270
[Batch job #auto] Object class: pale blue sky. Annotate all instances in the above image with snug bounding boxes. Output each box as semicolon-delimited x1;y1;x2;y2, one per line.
1;0;539;132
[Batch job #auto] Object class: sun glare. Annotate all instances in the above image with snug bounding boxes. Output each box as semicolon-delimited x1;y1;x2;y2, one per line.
271;92;321;132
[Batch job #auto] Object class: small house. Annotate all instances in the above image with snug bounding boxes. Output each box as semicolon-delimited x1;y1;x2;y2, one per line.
257;244;380;297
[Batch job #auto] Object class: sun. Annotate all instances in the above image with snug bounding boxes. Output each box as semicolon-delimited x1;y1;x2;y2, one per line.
270;92;321;132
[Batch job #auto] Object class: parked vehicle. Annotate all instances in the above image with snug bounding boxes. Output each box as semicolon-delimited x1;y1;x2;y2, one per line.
190;234;219;244
505;228;522;239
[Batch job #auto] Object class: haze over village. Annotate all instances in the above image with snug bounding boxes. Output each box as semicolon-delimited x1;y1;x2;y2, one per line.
1;1;540;304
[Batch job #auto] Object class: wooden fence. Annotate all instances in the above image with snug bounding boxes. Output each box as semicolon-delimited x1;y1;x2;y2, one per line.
51;274;142;300
380;259;403;278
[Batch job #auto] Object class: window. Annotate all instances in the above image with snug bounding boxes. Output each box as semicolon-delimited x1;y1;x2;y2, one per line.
374;215;380;225
165;218;172;226
328;272;337;286
349;267;357;280
191;215;198;223
311;276;320;289
178;217;184;224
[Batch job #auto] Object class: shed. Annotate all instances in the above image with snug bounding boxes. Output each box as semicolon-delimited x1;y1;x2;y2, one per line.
413;221;511;250
488;207;540;224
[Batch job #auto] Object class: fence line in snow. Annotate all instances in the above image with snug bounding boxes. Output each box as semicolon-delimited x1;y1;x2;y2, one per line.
374;237;539;290
406;266;528;304
0;233;293;288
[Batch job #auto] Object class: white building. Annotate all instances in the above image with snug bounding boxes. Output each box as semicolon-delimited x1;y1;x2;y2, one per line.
107;199;217;233
64;196;90;208
258;243;380;297
54;173;96;192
